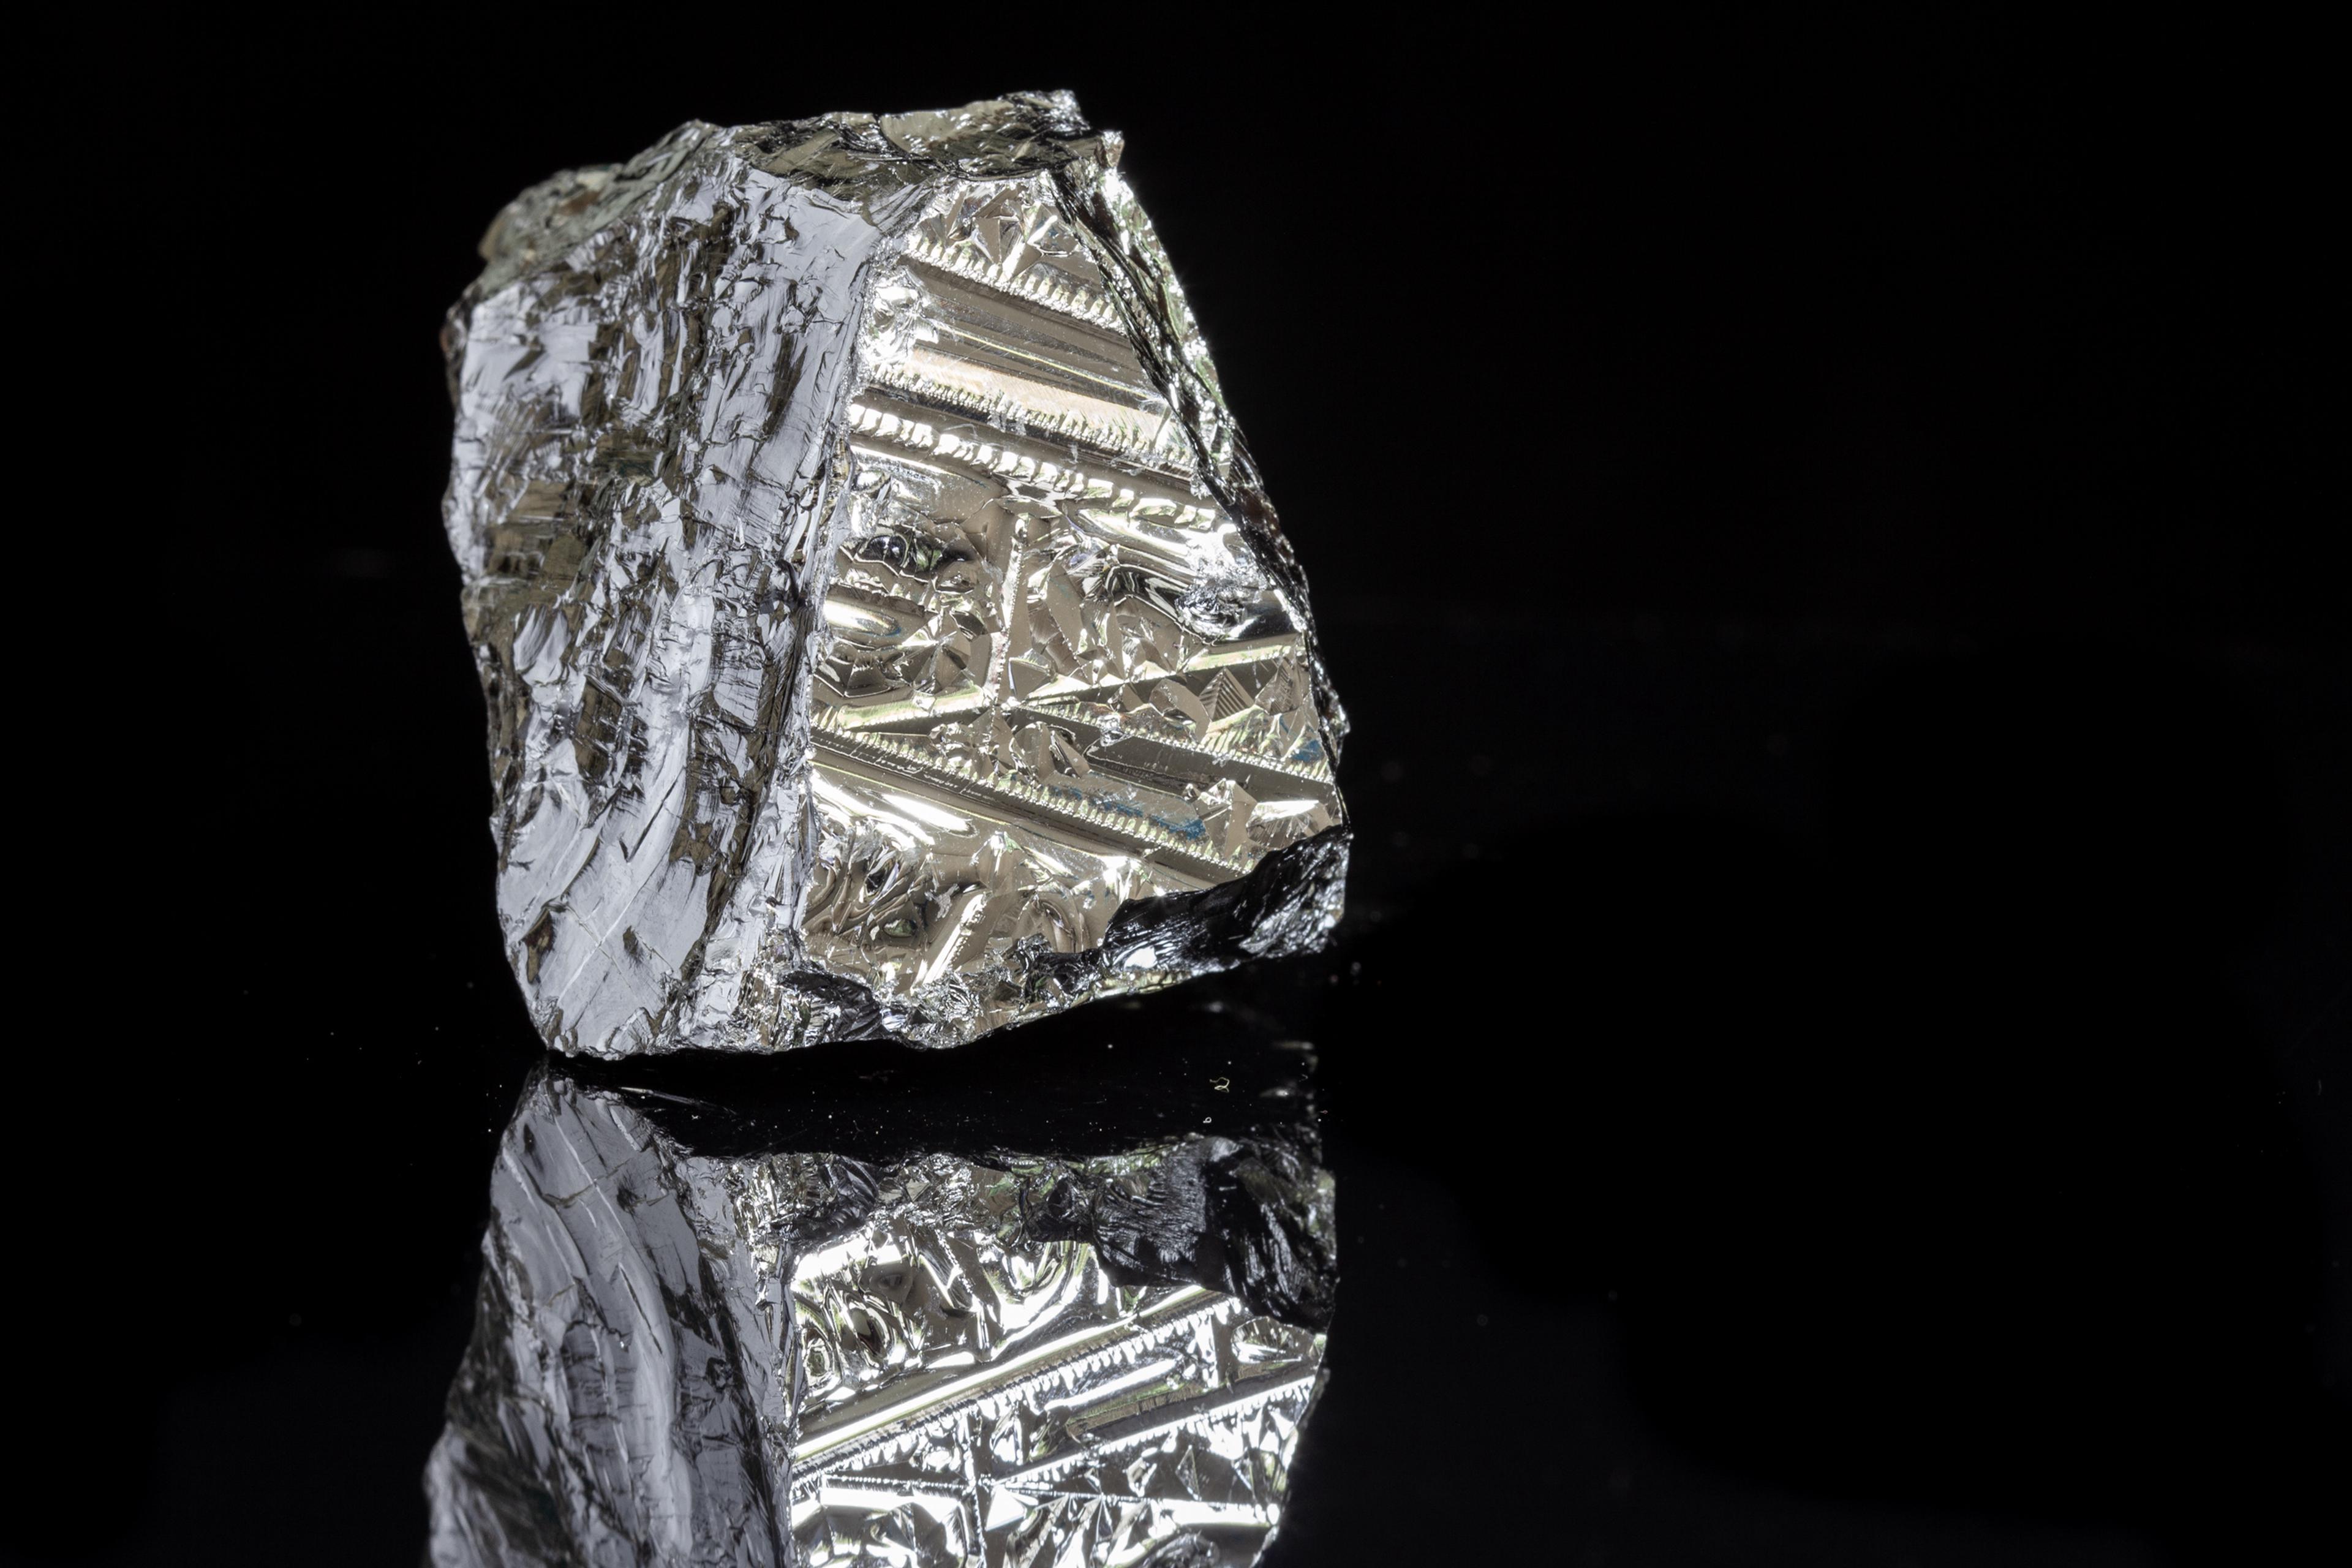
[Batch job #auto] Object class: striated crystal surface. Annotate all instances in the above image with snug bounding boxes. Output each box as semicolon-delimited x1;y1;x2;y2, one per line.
424;1005;1335;1567
441;92;1348;1057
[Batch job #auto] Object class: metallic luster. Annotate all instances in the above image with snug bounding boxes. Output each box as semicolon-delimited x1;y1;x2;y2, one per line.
423;1050;1334;1566
441;93;1348;1057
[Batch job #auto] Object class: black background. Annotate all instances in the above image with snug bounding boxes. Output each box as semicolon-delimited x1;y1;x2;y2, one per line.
12;11;2345;1566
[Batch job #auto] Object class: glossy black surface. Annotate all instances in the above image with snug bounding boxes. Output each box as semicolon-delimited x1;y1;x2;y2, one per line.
13;13;2345;1566
576;986;1317;1162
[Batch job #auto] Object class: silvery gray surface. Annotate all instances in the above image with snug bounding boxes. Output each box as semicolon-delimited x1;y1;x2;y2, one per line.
441;93;1348;1057
423;1060;1334;1567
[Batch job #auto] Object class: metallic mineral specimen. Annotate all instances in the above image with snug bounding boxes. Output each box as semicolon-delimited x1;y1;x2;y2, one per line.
423;1022;1335;1566
441;93;1349;1057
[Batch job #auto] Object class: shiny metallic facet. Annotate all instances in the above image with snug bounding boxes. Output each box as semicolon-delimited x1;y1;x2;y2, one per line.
424;1062;1333;1567
441;94;1347;1056
787;1158;1324;1565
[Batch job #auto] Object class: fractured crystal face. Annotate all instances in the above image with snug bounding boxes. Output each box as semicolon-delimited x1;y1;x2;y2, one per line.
423;1025;1335;1567
440;92;1348;1056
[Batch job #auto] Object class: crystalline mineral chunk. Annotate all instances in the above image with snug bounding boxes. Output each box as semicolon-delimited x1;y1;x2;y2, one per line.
423;1009;1335;1567
440;93;1349;1055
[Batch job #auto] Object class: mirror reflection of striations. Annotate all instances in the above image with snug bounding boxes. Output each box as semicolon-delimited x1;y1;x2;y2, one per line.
425;998;1336;1566
440;92;1349;1058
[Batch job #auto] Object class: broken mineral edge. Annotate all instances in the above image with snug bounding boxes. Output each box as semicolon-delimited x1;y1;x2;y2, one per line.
424;1009;1335;1566
441;92;1349;1057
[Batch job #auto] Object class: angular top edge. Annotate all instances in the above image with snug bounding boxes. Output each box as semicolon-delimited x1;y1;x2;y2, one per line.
867;88;1104;167
465;92;1117;305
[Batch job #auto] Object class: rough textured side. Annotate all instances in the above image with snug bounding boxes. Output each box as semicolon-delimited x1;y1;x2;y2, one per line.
442;116;903;1058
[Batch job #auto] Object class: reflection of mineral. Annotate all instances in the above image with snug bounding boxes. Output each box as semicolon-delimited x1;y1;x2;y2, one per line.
423;1017;1335;1567
440;94;1348;1057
